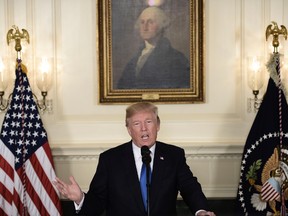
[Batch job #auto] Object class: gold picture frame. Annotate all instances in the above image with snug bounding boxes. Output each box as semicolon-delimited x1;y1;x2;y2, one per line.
98;0;204;104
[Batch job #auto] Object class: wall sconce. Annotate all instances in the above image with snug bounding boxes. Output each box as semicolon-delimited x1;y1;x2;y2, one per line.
247;56;264;112
34;57;53;113
0;56;53;113
0;25;53;114
247;22;288;113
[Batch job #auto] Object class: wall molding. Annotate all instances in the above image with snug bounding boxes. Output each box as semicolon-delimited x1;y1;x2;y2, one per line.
52;143;244;159
51;144;243;161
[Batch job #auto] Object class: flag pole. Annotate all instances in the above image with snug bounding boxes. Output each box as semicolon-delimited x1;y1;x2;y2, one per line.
7;26;30;215
266;21;288;216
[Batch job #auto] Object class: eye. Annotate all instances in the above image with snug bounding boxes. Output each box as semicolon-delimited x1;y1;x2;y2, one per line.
133;122;140;127
146;120;152;124
147;19;155;25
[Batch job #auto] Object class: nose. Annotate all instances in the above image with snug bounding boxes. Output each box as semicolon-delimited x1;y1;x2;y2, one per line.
141;123;147;131
141;21;148;30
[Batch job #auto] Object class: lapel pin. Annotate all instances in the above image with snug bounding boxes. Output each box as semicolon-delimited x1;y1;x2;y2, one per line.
160;156;164;160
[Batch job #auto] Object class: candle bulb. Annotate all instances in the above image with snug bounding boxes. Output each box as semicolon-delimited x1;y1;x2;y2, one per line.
0;57;4;72
248;56;264;91
36;57;52;93
252;57;260;90
41;57;49;73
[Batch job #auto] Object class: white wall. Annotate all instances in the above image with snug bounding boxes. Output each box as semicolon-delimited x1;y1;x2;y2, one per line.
0;0;287;198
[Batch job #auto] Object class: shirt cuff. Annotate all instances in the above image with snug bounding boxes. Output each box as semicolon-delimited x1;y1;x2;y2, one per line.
195;209;206;216
74;193;85;212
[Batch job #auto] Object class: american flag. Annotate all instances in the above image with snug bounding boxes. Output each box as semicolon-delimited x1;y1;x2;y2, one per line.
0;59;62;215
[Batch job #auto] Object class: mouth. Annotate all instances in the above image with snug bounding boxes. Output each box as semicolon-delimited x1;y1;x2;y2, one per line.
141;134;149;140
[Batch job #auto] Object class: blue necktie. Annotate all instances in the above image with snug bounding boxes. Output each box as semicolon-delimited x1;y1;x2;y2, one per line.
140;163;150;211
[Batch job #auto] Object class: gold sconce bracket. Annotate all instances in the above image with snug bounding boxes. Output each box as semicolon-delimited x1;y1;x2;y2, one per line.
247;90;262;113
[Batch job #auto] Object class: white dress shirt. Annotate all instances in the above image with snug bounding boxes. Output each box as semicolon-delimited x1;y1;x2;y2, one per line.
135;41;155;76
132;142;155;179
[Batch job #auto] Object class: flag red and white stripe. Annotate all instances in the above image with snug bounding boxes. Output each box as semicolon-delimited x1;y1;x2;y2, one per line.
0;60;62;216
261;179;280;201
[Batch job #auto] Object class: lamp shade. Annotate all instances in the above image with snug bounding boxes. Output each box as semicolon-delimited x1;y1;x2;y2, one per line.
36;57;52;92
247;56;264;91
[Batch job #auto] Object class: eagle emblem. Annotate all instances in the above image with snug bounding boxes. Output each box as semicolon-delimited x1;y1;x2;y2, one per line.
247;147;288;215
6;25;30;52
265;21;287;50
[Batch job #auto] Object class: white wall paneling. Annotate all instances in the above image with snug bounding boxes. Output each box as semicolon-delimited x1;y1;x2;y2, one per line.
1;0;288;198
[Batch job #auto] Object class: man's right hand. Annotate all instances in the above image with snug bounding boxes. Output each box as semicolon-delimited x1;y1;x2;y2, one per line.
53;176;84;204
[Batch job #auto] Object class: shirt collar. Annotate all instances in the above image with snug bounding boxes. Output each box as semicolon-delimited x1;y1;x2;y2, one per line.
132;142;156;161
144;41;155;50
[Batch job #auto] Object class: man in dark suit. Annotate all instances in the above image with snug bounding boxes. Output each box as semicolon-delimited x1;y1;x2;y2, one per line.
54;102;215;216
117;6;190;89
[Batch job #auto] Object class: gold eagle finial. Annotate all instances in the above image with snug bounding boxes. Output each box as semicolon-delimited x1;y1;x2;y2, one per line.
6;25;30;52
266;21;287;52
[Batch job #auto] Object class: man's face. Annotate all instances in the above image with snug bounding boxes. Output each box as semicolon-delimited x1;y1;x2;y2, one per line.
126;111;160;148
138;11;161;43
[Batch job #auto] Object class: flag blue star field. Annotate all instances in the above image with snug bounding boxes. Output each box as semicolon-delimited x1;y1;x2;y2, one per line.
237;53;288;216
0;60;62;215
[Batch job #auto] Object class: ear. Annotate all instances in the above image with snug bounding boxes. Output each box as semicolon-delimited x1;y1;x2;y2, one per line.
127;126;132;136
157;123;160;132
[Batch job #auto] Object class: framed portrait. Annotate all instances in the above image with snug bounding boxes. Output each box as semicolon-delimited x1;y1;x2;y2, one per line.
98;0;205;104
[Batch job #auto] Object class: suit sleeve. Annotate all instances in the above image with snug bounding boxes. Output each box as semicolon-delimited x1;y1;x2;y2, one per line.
177;148;209;214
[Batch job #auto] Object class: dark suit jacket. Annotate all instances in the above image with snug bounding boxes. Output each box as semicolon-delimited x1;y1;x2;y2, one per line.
117;37;190;89
79;141;208;216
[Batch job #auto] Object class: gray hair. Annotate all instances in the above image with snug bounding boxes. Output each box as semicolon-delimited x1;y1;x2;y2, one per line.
135;6;170;31
125;102;160;126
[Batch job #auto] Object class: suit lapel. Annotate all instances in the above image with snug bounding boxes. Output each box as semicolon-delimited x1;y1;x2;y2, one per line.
150;142;166;209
